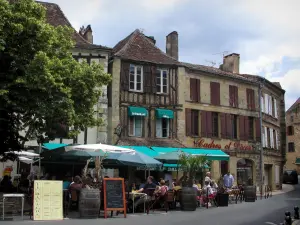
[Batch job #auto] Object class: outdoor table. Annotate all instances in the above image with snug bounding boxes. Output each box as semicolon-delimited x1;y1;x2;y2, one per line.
2;193;25;220
128;192;147;213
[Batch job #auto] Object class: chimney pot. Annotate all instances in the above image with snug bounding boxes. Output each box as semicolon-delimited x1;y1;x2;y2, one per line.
79;24;93;44
166;31;178;60
221;53;240;74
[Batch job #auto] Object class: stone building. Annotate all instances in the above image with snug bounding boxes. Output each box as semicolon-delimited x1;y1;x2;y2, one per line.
178;51;285;190
285;98;300;173
107;29;184;148
23;2;111;146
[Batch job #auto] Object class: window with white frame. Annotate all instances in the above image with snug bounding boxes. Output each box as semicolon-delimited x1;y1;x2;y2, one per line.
129;64;143;92
128;116;143;137
156;69;168;94
156;118;169;138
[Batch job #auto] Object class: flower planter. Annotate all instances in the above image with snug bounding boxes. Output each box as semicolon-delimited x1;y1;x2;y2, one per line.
180;187;197;211
79;189;101;218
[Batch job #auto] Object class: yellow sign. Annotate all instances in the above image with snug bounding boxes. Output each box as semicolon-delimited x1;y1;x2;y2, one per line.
33;180;63;221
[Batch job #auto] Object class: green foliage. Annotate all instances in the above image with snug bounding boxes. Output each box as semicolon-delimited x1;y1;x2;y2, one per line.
178;153;208;186
0;0;111;153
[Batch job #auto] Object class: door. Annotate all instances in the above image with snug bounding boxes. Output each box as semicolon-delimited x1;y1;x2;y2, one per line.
264;168;269;185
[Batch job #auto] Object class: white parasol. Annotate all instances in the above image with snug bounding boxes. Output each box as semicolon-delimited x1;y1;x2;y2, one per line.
70;144;135;153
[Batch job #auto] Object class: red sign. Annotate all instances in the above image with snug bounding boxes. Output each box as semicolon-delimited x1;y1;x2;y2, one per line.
194;139;253;151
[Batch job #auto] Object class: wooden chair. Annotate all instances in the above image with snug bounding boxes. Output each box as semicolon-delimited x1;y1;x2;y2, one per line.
166;190;175;209
147;191;168;214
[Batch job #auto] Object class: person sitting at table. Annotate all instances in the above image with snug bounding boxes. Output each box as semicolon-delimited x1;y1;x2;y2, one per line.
192;180;200;190
134;176;157;209
211;180;218;191
154;180;168;197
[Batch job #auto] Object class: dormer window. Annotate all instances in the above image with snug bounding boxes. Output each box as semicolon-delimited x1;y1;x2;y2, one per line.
129;65;143;92
156;69;168;94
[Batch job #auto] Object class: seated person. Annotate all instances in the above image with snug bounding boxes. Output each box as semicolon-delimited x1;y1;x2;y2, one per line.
211;180;218;192
192;180;200;190
154;180;168;197
134;176;157;209
203;181;214;197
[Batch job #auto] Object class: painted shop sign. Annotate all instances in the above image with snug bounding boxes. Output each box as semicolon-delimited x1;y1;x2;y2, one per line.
194;139;253;151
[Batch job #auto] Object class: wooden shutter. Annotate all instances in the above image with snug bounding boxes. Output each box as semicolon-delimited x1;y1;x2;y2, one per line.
264;94;268;113
201;111;207;137
244;116;249;141
251;90;255;110
226;114;232;139
206;111;212;138
239;116;245;140
229;86;233;106
210;82;220;105
144;66;152;93
256;118;261;142
274;99;278;118
264;127;268;147
234;86;239;107
190;78;195;101
121;62;130;90
185;108;191;136
270;128;274;148
152;66;158;93
221;113;226;138
196;79;200;102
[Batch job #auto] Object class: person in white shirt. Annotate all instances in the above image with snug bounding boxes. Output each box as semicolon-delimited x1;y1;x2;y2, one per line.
223;172;234;188
211;180;218;192
203;181;213;196
205;172;212;184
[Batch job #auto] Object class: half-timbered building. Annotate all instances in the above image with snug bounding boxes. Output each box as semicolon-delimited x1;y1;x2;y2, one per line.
107;30;185;148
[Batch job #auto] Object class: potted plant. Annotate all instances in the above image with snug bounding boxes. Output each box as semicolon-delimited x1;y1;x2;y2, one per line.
178;153;207;211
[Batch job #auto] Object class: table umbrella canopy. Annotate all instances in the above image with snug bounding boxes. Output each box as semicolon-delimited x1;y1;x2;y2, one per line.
62;150;106;158
70;144;135;153
4;151;39;158
105;151;162;168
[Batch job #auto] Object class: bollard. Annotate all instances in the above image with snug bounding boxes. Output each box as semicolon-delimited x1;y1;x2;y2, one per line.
285;211;292;225
294;206;300;219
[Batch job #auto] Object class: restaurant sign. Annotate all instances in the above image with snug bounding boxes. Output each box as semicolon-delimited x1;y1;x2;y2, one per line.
194;139;253;151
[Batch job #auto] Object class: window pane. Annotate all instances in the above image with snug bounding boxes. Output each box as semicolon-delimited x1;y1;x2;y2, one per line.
156;119;162;138
135;116;142;137
156;70;161;78
162;118;168;138
163;71;167;78
163;85;167;93
130;74;135;82
137;67;142;75
137;74;141;82
163;77;167;85
130;65;135;74
136;82;141;91
130;82;134;90
157;76;161;85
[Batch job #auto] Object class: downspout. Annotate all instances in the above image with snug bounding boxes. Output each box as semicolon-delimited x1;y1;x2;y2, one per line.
259;82;264;199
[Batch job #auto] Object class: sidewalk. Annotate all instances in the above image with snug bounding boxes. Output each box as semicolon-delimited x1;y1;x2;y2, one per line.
293;220;300;225
272;184;295;195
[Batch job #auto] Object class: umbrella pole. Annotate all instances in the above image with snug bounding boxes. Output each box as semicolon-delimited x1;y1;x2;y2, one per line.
38;143;42;179
145;169;146;179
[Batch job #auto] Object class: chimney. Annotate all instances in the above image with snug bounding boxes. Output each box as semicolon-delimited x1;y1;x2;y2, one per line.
79;25;93;44
166;31;178;60
146;36;156;45
220;53;240;74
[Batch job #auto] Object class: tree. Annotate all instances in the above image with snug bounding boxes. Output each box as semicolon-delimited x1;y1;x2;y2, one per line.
0;0;111;154
178;153;208;187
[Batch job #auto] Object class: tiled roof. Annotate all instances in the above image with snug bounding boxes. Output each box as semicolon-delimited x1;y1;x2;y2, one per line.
112;29;179;65
287;97;300;113
116;137;186;148
181;62;256;83
241;74;285;92
38;1;111;51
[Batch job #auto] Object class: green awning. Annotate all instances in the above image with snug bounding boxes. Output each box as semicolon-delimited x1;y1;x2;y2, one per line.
43;143;69;151
128;106;148;117
296;158;300;164
155;109;174;119
119;146;158;157
163;163;210;169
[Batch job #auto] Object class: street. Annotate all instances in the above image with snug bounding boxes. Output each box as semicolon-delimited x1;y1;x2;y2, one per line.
3;183;299;225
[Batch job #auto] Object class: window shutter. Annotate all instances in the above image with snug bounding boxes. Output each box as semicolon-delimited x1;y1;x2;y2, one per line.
264;127;268;147
221;113;226;138
274;99;278;118
239;116;245;141
256;118;261;142
206;111;212;138
210;82;220;105
196;79;201;102
262;127;265;147
251;90;255;110
229;86;233;106
185;108;192;136
264;94;268;113
274;130;278;149
122;62;130;91
201;111;207;137
156;119;162;138
244;116;249;141
226;114;232;139
261;96;264;113
144;66;152;93
276;130;280;150
190;78;195;101
269;96;272;116
235;86;239;107
246;89;250;109
152;66;158;93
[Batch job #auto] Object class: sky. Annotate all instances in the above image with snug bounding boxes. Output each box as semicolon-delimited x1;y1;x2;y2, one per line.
39;0;300;110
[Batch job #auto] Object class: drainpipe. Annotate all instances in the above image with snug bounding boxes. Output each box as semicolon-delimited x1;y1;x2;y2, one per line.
259;82;264;199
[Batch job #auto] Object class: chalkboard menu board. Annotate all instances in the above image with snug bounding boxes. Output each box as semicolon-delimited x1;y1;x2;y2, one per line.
103;178;126;218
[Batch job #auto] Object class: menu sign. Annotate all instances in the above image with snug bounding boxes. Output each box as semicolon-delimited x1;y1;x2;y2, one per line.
33;180;63;221
103;178;126;218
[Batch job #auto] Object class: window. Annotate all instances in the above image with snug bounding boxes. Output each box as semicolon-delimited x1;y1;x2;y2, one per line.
273;129;277;149
212;112;219;137
229;85;238;107
210;82;220;105
190;78;200;102
157;69;168;94
246;89;255;110
288;142;295;152
261;95;265;113
191;110;199;136
291;115;294;123
267;128;271;147
248;117;254;140
232;115;238;139
156;118;169;138
287;126;294;136
129;64;143;92
128;116;143;137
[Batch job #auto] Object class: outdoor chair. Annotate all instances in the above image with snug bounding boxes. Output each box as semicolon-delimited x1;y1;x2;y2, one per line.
201;191;218;208
147;190;168;214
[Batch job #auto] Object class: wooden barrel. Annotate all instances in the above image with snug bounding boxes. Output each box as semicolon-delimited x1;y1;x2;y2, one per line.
244;186;256;202
180;187;197;211
79;189;101;218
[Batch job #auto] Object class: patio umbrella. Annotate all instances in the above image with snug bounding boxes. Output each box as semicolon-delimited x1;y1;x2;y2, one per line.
5;151;39;158
62;150;106;158
154;150;188;164
70;144;135;153
104;151;162;168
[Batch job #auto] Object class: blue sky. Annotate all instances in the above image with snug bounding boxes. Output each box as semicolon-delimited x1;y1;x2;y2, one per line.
40;0;300;110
